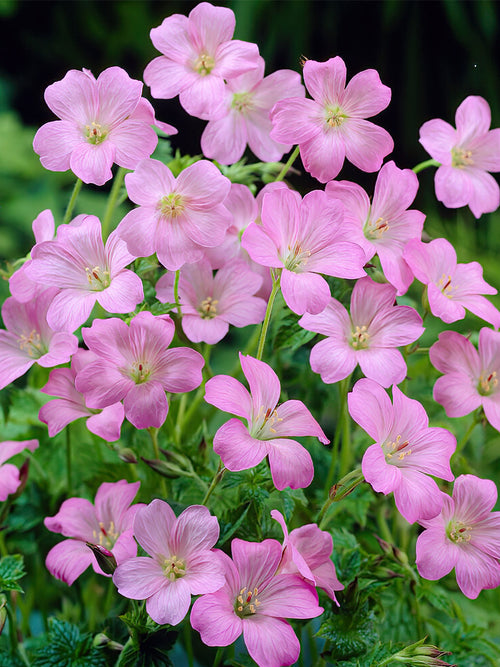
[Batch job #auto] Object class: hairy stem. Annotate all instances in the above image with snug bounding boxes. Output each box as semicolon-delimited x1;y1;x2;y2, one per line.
275;145;300;181
256;272;281;361
63;178;83;224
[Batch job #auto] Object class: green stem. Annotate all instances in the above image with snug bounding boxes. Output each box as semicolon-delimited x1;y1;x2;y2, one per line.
147;427;168;498
66;425;72;492
455;412;481;456
412;158;440;174
317;467;364;529
63;178;83;224
256;272;281;361
174;270;182;319
184;621;194;667
202;461;226;506
275;145;300;181
102;166;127;239
213;647;225;667
174;393;187;446
324;377;349;492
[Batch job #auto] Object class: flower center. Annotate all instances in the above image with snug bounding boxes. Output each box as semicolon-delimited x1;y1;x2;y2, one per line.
437;273;456;298
364;216;390;240
231;91;254;113
350;325;370;350
234;586;261;618
92;520;119;549
325;105;346;128
446;520;472;543
129;361;151;384
17;329;44;358
194;53;215;76
85;265;111;290
451;147;474;168
478;371;498;396
382;434;412;464
85;121;107;145
251;405;283;439
163;555;186;581
158;193;185;219
198;296;218;319
284;242;311;272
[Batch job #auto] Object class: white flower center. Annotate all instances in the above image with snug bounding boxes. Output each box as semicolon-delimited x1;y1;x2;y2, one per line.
85;265;111;290
451;147;474;168
198;296;218;319
478;371;498;396
158;193;185;219
382;434;412;464
163;555;186;581
350;325;370;350
234;586;261;618
85;121;107;145
17;329;44;358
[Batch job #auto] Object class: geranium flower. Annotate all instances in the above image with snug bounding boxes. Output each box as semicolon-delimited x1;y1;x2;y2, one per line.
419;96;500;218
430;328;500;431
75;312;204;430
241;187;366;315
191;538;323;667
348;378;456;524
299;277;424;387
155;258;266;344
0;288;78;390
416;474;500;599
403;238;500;328
113;500;224;626
44;480;143;585
39;349;124;442
116;158;232;271
325;160;425;295
0;440;39;501
204;353;328;490
33;67;176;186
144;2;260;120
26;215;144;333
270;56;393;183
201;56;304;164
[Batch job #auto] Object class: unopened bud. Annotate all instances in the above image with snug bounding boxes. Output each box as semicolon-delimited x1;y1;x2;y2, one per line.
92;633;124;651
141;457;184;479
12;459;30;498
0;595;7;636
392;638;456;666
117;448;138;464
86;543;117;575
159;448;194;473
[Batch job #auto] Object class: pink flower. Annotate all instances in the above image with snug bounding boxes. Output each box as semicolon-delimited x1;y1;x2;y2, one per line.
201;56;305;164
44;480;143;585
325;161;425;295
156;258;266;345
271;510;344;605
0;440;38;501
348;378;456;524
33;67;176;186
191;538;323;667
416;474;500;599
39;349;124;442
419;96;500;218
26;215;144;333
117;158;232;271
299;277;424;387
75;312;204;430
144;2;260;120
403;238;500;328
430;328;500;431
241;187;366;315
113;500;224;626
204;353;328;490
270;56;393;183
0;289;78;390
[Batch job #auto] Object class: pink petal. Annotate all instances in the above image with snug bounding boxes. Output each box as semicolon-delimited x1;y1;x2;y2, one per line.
33;121;81;172
243;616;300;667
394;470;444;524
109;121;158;169
343;68;391;118
416;527;457;580
240;354;281;415
171;505;219;557
455;546;500;599
113;556;165;599
124;382;169;429
273;400;328;444
134;499;177;557
303;57;346;104
0;464;21;500
86;403;124;441
146;577;191;625
343;118;394;172
280;270;331;315
44;497;97;540
348;378;394;442
361;443;401;495
213;419;267;471
267;437;314;490
95;480;140;530
69;140;115;186
309;337;357;384
204;375;252;420
45;540;94;585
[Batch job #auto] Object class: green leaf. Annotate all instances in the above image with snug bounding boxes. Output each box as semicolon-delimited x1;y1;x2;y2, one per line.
0;554;25;593
317;603;378;661
31;618;106;667
0;651;26;667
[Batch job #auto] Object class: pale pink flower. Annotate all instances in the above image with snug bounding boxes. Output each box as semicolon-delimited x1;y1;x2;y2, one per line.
241;187;366;315
156;258;266;345
0;288;78;391
325;161;425;295
191;538;323;667
416;474;500;599
271;510;343;604
299;277;424;387
44;480;143;585
419;96;500;218
204;354;328;490
270;56;393;183
0;440;38;501
33;67;176;186
403;238;500;328
201;56;305;164
26;215;144;333
113;500;224;626
348;378;456;524
144;2;260;120
39;349;124;442
75;312;204;430
430;328;500;431
117;158;232;271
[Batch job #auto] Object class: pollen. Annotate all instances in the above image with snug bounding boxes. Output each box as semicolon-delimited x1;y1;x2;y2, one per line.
129;360;151;384
85;121;107;145
158;192;185;219
163;555;186;581
234;586;260;618
92;520;119;548
85;265;111;290
325;105;346;128
478;370;498;396
198;296;218;319
447;521;473;544
350;324;370;350
383;434;412;463
365;216;390;240
284;242;312;272
193;53;215;76
17;329;43;358
437;273;456;298
451;147;474;168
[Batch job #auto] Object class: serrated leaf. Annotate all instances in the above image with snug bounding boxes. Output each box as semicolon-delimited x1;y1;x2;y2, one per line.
317;606;378;661
0;651;26;667
0;554;25;593
218;503;251;546
32;618;106;667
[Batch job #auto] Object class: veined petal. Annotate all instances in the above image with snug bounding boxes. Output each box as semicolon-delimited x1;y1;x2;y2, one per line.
213;419;267;471
45;540;94;585
204;374;252;420
240;354;281;414
244;616;300;667
267;437;314;490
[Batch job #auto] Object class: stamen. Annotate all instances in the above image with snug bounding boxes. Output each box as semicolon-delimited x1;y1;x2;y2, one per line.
325;105;346;128
437;273;456;298
85;265;111;290
158;193;185;219
17;329;43;358
163;555;186;580
478;370;498;396
383;434;412;463
451;147;474;168
284;242;312;272
85;121;107;145
364;216;390;240
194;53;215;76
350;324;370;350
198;296;218;319
234;585;260;618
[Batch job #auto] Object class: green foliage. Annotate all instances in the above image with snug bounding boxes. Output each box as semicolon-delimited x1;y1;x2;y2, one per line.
0;554;25;593
31;618;107;667
118;608;177;667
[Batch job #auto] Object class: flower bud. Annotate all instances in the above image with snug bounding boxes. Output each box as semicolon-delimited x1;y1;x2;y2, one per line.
86;543;117;575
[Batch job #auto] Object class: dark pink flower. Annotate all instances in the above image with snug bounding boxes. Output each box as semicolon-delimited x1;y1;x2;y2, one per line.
299;277;424;387
113;500;224;626
419;96;500;218
75;312;204;430
0;440;38;501
416;474;500;599
191;538;323;667
44;480;143;585
204;354;328;490
33;67;176;186
270;56;393;183
348;378;456;524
